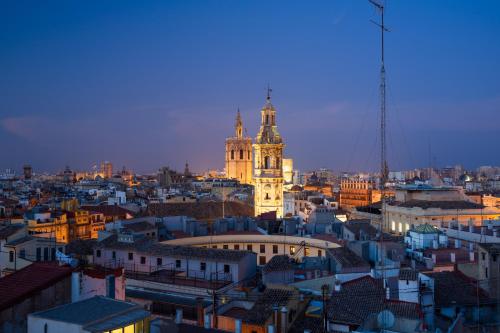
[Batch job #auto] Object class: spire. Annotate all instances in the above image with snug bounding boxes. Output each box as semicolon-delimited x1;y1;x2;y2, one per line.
235;108;243;138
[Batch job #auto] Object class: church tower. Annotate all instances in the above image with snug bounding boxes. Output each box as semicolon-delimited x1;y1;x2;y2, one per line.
225;109;253;184
253;91;284;218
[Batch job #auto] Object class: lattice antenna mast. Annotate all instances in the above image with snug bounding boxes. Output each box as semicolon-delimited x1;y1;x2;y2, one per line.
369;0;389;191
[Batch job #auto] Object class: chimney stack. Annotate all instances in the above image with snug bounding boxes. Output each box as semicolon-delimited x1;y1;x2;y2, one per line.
268;324;275;333
71;272;80;303
175;308;183;324
450;252;456;263
280;307;288;333
235;319;242;333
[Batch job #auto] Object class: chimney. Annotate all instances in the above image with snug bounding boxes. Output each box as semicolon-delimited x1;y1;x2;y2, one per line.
469;225;474;233
432;240;438;249
334;280;341;292
487;223;493;230
432;254;437;264
455;239;461;249
196;297;204;327
469;252;475;262
175;308;183;324
268;324;276;333
71;272;80;303
280;307;288;333
481;227;485;235
273;306;280;332
494;230;498;238
235;319;242;333
469;243;474;252
204;313;211;329
105;274;115;299
450;252;456;263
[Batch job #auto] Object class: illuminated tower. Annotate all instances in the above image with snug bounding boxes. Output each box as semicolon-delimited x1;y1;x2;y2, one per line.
225;109;253;184
253;91;284;218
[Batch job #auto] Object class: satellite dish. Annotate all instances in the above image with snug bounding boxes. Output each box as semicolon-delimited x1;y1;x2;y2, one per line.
377;310;395;329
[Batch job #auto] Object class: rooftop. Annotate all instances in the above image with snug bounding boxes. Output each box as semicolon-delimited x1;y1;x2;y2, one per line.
0;224;23;239
148;201;253;220
327;276;420;326
263;255;295;273
98;234;253;262
395;200;484;210
328;247;370;269
412;223;440;234
0;262;73;312
242;288;296;324
30;296;149;331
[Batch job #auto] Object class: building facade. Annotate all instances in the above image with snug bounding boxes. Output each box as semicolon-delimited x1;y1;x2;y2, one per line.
253;94;285;218
340;178;375;209
225;110;253;185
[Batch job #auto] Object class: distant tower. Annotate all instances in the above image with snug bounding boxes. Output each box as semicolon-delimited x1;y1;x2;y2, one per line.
23;164;32;180
184;161;191;177
225;109;253;184
100;161;113;179
253;90;285;218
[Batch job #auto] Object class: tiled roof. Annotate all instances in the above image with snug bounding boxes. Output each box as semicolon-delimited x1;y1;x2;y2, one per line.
412;223;440;234
242;288;296;324
148;201;253;220
263;255;295;273
81;205;134;217
0;224;23;239
97;234;253;262
0;263;73;311
343;220;377;240
396;200;484;210
399;269;418;281
327;276;420;325
123;221;156;232
65;239;98;255
327;247;370;269
425;271;494;307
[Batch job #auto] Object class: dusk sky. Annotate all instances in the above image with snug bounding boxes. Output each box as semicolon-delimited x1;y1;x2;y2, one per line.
1;0;499;175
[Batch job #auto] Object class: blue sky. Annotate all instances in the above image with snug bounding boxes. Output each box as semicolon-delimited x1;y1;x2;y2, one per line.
1;0;499;174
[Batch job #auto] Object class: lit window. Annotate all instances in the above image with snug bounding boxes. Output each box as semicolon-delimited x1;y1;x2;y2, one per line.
290;246;296;255
124;323;134;333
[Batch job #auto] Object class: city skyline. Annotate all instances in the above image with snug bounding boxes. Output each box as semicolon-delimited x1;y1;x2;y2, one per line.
1;1;500;173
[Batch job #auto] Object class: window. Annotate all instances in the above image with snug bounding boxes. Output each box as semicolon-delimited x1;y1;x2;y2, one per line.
157;258;162;266
212;245;217;249
20;249;26;258
259;256;266;265
247;244;253;252
266;115;269;124
240;149;244;160
248;151;251;159
176;259;181;268
482;252;486;260
9;251;14;262
234;244;240;250
485;267;488;278
140;256;146;264
318;250;322;257
128;252;133;261
152;232;156;237
290;246;296;255
304;247;310;256
223;244;229;249
264;156;270;169
224;265;230;273
112;251;116;259
231;150;234;160
276;157;280;168
273;245;278;254
200;262;206;271
96;249;101;258
36;247;41;261
260;244;265;253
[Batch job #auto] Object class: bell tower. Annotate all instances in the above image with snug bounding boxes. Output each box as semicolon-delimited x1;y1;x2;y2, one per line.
253;90;285;218
225;109;253;184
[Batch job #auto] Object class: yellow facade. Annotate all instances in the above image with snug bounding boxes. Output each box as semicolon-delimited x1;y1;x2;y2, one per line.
225;110;253;184
253;95;284;218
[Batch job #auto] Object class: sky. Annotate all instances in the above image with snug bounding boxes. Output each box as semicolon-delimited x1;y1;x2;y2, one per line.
1;0;499;175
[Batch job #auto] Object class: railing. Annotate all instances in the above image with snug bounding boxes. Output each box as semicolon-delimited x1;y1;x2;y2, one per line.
102;259;232;289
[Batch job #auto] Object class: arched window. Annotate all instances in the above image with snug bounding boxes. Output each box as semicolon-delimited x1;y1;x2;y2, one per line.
264;156;270;169
240;149;244;160
266;115;269;125
276;157;280;169
231;150;234;160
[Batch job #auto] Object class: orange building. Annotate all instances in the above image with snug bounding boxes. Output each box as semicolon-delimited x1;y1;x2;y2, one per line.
340;178;375;210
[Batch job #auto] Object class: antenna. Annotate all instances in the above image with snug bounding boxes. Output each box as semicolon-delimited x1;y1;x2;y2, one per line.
266;84;272;101
370;0;389;192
